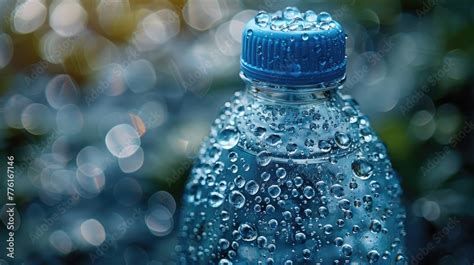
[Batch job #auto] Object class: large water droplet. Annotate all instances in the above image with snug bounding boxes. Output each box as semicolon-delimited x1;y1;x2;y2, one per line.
283;7;300;20
268;185;281;198
317;12;332;23
343;106;358;123
255;11;270;27
245;180;259;195
334;132;351;149
217;127;240;149
266;134;282;146
239;223;257;241
352;159;374;180
304;10;317;22
257;151;272;166
229;190;245;208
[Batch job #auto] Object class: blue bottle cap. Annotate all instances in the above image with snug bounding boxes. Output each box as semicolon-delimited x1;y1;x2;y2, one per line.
240;7;347;86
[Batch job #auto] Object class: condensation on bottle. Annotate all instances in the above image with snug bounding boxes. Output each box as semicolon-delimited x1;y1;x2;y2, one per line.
176;7;407;265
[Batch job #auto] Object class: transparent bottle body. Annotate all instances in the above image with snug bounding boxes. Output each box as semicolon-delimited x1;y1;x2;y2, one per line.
176;77;407;264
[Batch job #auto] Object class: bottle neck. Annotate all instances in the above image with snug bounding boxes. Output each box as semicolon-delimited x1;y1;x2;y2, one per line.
241;72;346;104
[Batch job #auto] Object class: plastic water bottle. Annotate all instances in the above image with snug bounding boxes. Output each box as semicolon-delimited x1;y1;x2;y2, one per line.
176;7;407;264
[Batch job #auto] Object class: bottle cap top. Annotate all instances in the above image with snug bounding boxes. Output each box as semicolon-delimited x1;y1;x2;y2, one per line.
240;7;347;86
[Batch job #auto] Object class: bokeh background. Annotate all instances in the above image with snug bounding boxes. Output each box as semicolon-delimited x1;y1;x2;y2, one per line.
0;0;473;264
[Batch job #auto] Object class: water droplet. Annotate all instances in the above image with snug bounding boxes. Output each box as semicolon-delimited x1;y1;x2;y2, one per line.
268;219;278;229
257;151;272;166
318;206;328;218
317;12;332;23
367;250;380;263
255;11;270;27
318;140;332;152
219;238;230;249
301;33;309;41
352;225;361;233
260;172;271;181
303;186;315;199
370;180;381;192
209;192;225;208
266;134;282;146
352;159;374;180
283;7;300;20
334;132;351;149
330;184;344;198
370;219;382;233
323;224;333;234
221;211;230;221
217;127;240;149
245;180;259;195
349;181;358;190
276;167;287;178
286;143;297;154
338;199;351;210
254;127;266;138
229;190;245;208
334;237;344;246
304;10;317;22
268;185;281;198
303;248;311;259
342;244;353;256
234;175;245;188
239;223;257;241
343;106;358;123
228;152;238;162
206;145;222;162
295;232;306;243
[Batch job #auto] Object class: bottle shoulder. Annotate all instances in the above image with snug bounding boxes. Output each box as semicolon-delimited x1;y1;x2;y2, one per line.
206;90;385;161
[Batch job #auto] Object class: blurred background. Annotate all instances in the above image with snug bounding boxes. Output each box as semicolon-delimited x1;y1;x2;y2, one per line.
0;0;473;264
